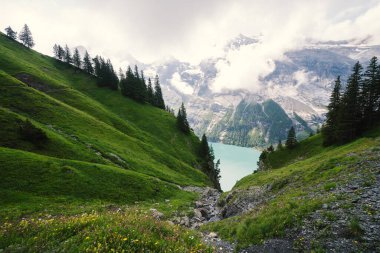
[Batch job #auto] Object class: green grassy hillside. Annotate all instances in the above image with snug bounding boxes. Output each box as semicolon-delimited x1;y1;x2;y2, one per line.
205;127;380;250
0;32;215;251
0;32;210;186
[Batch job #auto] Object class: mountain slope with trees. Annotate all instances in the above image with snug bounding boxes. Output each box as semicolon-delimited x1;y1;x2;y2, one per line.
0;31;219;251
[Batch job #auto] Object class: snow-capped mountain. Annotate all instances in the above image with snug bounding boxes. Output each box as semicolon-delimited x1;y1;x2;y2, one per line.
144;35;380;147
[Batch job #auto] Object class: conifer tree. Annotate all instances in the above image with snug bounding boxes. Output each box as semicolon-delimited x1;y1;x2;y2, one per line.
267;145;274;152
133;65;140;80
19;24;34;48
177;102;190;134
92;56;101;77
57;45;64;61
136;70;147;102
200;134;210;157
83;50;93;74
106;59;119;90
64;44;72;64
73;48;81;69
119;72;127;96
153;75;165;109
119;68;125;80
199;134;221;191
377;62;380;119
285;126;297;149
94;58;118;89
5;26;17;40
147;78;154;104
120;66;134;98
361;57;379;127
338;62;363;142
322;76;342;146
53;44;59;58
213;157;222;191
257;150;269;171
322;58;380;146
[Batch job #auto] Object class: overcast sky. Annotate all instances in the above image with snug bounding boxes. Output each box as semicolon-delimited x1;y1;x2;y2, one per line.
2;0;380;91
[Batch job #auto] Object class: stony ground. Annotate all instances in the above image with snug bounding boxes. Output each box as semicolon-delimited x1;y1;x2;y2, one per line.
175;148;380;252
239;150;380;253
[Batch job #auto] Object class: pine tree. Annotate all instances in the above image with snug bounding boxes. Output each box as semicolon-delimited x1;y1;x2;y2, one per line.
177;102;191;134
338;62;363;143
213;158;222;191
322;76;342;146
94;58;118;89
57;45;64;61
377;61;380;119
267;145;274;152
285;126;297;149
147;78;154;104
153;75;165;109
82;50;93;74
73;48;81;69
4;26;17;40
92;56;101;77
199;134;221;191
64;44;72;64
136;70;147;102
19;24;34;48
121;66;141;99
106;59;119;90
119;68;125;80
53;44;59;58
257;150;269;170
200;134;210;157
120;70;128;97
361;57;379;128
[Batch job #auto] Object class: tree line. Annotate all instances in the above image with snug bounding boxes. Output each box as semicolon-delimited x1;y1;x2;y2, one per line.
322;57;380;146
257;125;298;170
52;42;167;109
4;24;34;48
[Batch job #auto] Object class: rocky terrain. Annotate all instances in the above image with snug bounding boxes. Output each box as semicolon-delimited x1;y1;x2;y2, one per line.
213;148;380;252
173;145;380;252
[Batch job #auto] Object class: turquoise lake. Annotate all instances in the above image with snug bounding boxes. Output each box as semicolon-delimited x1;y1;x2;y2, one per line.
210;142;261;191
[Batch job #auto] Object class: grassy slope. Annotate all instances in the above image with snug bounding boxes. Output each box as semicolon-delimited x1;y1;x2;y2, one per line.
0;33;215;251
205;127;380;249
0;32;210;188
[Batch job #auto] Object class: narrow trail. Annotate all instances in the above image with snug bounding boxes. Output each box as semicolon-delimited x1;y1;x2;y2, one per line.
173;186;236;253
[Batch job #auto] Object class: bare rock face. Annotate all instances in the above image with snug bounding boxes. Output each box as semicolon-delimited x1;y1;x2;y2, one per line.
219;185;271;218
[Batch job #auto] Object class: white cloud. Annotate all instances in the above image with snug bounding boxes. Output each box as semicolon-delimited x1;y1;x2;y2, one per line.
170;72;194;95
1;0;380;92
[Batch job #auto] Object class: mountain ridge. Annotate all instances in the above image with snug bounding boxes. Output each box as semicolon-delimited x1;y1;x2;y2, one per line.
143;35;380;147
